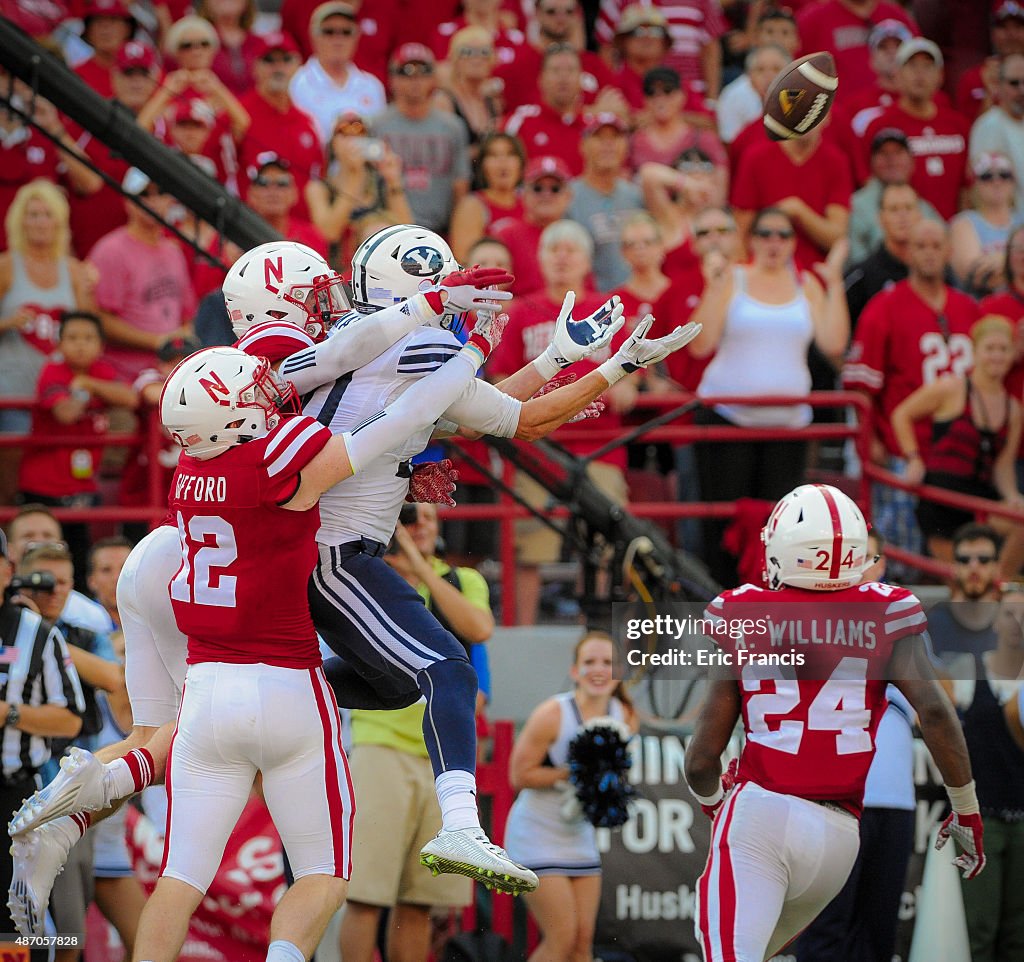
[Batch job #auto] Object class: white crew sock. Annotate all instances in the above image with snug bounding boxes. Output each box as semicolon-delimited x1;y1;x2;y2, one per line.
435;769;481;832
266;939;305;962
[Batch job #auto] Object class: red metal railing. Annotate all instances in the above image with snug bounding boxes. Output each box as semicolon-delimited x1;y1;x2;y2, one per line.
6;391;1024;613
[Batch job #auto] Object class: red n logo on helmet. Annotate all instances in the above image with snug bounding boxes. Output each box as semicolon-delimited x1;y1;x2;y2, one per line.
198;371;232;405
264;256;284;292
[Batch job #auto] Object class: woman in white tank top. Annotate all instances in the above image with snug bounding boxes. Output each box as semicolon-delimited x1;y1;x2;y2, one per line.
687;207;849;586
505;631;637;962
0;180;97;500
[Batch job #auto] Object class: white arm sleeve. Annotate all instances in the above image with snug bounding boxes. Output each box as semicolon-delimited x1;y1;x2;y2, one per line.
279;294;442;394
342;347;484;472
441;377;523;438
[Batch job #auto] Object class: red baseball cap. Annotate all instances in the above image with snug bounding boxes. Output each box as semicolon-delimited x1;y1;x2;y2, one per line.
83;0;134;22
524;155;572;184
253;31;300;60
582;112;628;137
172;98;215;128
391;42;435;68
994;1;1024;22
115;40;157;73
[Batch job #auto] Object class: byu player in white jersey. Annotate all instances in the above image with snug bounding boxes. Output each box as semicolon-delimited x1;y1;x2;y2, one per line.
279;224;700;892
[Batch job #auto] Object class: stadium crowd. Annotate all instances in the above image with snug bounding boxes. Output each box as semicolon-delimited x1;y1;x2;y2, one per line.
1;1;1024;961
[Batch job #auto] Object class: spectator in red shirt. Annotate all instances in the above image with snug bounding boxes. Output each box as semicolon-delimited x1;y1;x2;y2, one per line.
18;312;137;563
610;5;673;113
74;0;136;98
629;66;729;172
958;2;1024;125
491;155;574;296
842;218;979;554
595;0;728;99
495;0;619;113
449;131;526;262
641;147;728;280
244;155;328;258
69;41;159;258
862;38;972;219
487;219;632;623
138;16;252;192
797;0;917;99
431;0;526;70
196;0;263;96
505;44;591;177
732;124;852;270
238;32;323;215
0;69;103;252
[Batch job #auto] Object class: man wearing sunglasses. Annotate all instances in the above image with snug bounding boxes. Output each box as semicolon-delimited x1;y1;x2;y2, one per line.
927;523;1003;664
244;155;328;258
373;44;471;235
862;37;970;221
289;1;386;145
492;156;575;296
970;52;1024;212
239;32;323;210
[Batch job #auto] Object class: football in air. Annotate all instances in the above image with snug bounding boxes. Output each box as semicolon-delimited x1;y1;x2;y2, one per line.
763;52;838;141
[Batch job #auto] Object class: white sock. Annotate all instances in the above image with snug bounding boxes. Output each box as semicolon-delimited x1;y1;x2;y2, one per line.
48;815;83;853
266;939;305;962
435;770;481;832
103;757;137;803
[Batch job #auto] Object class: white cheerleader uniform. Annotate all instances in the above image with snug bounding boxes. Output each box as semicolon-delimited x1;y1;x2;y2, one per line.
504;691;625;877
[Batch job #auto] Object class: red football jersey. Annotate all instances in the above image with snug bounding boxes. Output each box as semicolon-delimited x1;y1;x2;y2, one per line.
705;581;927;815
169;414;332;670
235;321;316;364
842;280;979;455
861;105;971;220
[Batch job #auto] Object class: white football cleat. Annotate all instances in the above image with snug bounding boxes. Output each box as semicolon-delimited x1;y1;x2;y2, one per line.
9;747;107;836
8;822;73;936
420;828;538;896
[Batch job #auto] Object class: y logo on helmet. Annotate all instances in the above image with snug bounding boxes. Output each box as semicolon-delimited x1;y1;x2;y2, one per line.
401;246;445;278
198;371;232;405
264;256;284;292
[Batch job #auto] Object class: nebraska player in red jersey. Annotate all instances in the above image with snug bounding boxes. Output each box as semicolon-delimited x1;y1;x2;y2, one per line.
685;484;985;962
133;323;505;962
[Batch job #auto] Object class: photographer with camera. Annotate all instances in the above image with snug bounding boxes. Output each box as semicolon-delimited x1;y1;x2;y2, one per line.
0;529;85;948
338;501;493;962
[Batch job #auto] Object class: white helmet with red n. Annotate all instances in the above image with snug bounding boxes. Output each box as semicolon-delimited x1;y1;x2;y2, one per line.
223;241;350;342
762;484;870;591
349;224;458;315
160;347;296;460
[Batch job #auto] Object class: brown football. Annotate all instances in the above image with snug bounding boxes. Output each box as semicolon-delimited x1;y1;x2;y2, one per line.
763;52;839;141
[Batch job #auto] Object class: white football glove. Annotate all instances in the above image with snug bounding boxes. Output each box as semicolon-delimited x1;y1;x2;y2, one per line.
597;315;702;385
534;291;626;379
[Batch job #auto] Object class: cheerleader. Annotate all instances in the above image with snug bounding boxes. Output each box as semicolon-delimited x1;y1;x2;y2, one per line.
505;631;638;962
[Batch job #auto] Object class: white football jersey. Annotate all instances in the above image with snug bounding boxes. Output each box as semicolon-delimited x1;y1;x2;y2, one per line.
304;319;522;546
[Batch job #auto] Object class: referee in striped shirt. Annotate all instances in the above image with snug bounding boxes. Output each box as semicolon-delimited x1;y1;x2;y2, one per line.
0;527;84;943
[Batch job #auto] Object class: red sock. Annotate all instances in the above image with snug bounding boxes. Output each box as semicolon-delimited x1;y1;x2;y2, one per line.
125;748;155;792
69;812;92;837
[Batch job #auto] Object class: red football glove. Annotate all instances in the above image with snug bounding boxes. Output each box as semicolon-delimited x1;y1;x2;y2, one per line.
531;373;606;423
936;811;986;879
441;265;515;290
407;459;459;507
466;309;509;361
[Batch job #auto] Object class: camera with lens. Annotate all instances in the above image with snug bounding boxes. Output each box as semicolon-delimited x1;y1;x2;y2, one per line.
4;570;57;601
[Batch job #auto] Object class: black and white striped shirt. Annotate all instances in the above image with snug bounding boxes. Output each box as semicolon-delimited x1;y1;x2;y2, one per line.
0;603;86;780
